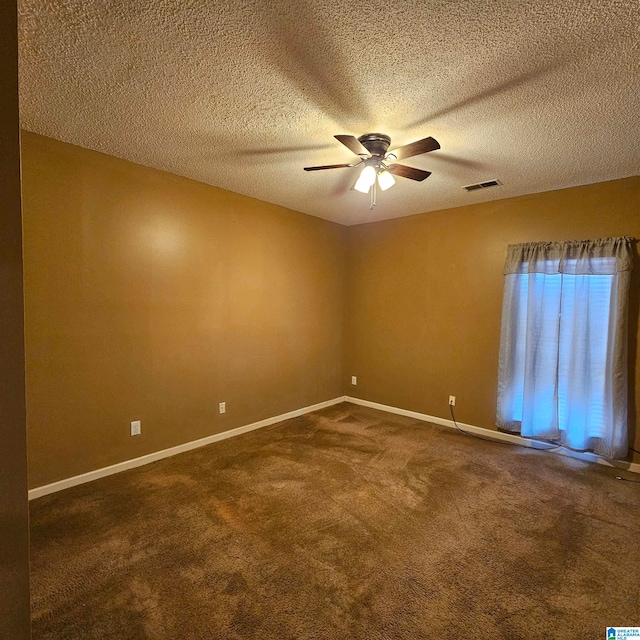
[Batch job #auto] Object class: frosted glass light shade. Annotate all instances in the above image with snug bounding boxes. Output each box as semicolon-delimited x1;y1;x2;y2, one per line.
354;165;377;193
377;170;396;191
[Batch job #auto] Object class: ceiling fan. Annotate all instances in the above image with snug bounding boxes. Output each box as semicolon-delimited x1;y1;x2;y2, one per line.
304;133;440;208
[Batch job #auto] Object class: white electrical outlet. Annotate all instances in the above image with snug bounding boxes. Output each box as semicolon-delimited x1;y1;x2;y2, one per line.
351;376;357;385
130;420;141;436
449;395;456;406
219;402;226;414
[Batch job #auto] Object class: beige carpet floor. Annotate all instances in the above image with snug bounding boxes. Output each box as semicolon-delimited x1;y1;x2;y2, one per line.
30;402;640;639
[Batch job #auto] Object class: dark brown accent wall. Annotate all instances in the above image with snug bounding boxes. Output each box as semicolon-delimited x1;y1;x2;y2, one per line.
0;1;32;637
346;177;640;463
22;132;347;488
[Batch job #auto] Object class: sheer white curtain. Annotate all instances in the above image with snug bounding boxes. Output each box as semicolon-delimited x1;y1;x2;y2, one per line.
496;237;634;459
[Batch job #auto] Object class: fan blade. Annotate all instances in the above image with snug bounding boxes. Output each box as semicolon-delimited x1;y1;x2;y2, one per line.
386;164;432;181
334;135;369;156
304;163;356;171
388;136;440;161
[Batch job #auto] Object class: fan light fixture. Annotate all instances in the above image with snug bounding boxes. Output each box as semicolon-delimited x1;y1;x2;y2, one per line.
304;133;440;209
355;165;397;194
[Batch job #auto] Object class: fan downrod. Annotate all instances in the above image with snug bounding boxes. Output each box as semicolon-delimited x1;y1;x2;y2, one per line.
357;133;391;157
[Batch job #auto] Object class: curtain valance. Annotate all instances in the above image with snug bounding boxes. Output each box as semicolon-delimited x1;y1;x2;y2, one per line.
503;237;635;276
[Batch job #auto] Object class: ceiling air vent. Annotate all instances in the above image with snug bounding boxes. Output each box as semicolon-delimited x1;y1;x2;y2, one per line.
463;179;502;192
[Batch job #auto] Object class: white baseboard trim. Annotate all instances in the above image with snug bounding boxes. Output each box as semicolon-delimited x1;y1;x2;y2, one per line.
345;396;640;475
29;396;347;500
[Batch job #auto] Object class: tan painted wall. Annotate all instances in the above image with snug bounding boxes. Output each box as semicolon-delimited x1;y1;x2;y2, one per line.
0;1;32;637
346;177;640;463
22;130;639;490
22;132;347;488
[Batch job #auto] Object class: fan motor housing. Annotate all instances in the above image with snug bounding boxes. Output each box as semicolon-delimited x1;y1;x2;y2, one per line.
357;133;391;157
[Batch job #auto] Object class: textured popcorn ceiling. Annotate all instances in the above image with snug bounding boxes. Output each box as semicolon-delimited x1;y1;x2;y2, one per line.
18;0;640;225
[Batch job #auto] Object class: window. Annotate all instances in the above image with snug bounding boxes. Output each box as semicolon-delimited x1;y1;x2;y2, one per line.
496;239;633;460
